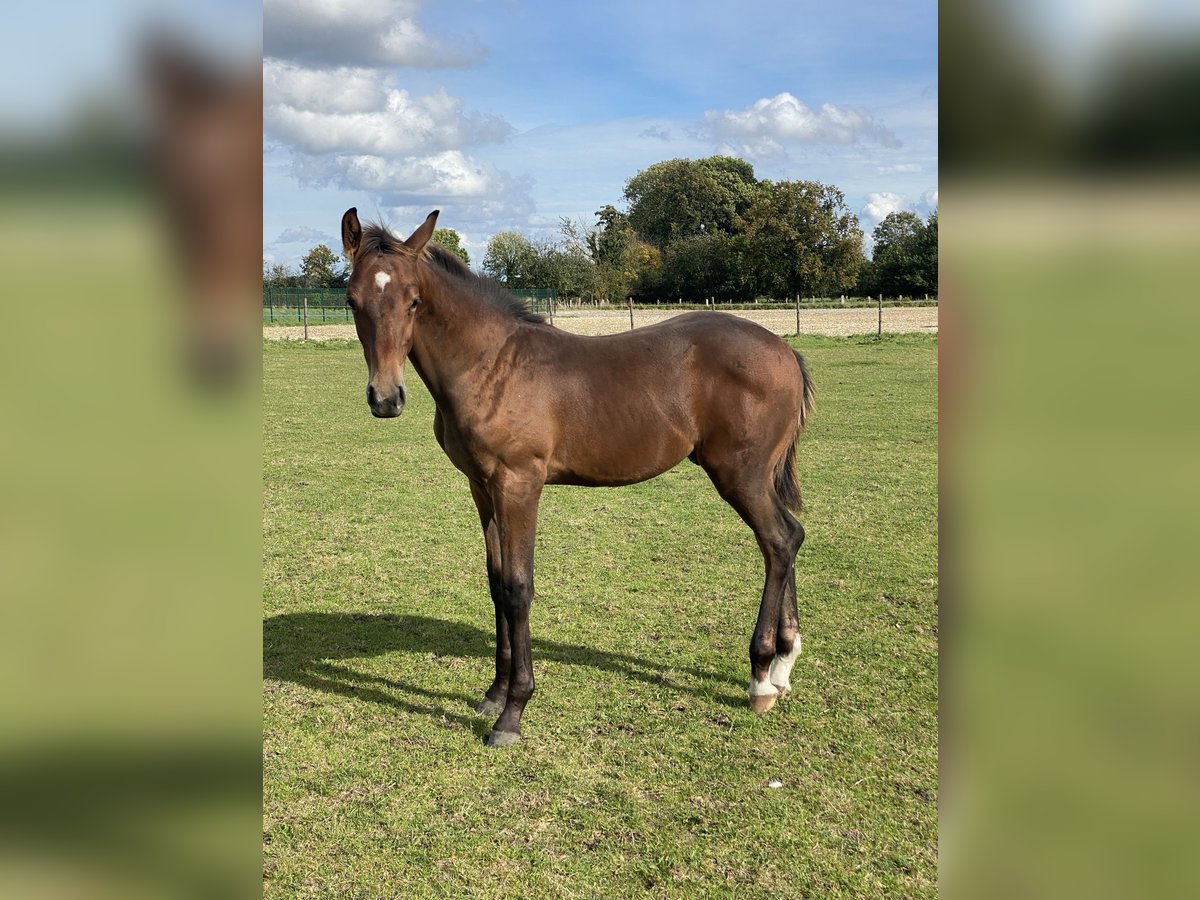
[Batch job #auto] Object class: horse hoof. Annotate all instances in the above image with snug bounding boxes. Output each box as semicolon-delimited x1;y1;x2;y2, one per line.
475;697;505;716
749;692;778;715
485;729;521;749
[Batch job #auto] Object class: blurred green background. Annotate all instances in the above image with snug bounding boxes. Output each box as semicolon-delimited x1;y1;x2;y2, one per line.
0;3;261;898
942;2;1200;897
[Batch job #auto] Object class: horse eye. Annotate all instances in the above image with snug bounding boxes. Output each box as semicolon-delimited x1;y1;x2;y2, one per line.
410;297;420;310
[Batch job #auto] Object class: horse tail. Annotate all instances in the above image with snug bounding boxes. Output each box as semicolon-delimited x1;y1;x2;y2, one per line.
773;349;815;513
794;349;815;431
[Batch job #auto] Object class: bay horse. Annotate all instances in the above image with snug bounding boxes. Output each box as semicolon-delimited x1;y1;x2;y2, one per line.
340;208;815;748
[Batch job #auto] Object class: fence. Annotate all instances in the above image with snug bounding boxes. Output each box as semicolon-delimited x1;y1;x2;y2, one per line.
262;286;932;331
263;288;350;325
263;286;557;325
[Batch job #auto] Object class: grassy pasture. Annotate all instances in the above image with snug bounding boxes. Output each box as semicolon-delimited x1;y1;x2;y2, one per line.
263;333;938;898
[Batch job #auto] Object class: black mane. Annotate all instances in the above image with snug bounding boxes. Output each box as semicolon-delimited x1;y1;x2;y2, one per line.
361;223;546;325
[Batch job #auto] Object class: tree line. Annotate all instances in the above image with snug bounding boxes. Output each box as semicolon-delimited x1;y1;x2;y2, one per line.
263;157;936;301
481;157;935;302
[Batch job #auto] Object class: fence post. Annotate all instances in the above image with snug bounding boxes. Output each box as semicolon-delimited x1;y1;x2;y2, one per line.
877;292;882;336
628;297;634;331
303;296;309;341
548;294;555;326
795;293;800;336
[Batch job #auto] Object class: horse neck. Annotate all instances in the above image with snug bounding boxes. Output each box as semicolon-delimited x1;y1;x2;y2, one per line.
408;265;518;405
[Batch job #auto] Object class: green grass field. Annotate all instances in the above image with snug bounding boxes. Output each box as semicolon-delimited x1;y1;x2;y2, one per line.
263;333;938;898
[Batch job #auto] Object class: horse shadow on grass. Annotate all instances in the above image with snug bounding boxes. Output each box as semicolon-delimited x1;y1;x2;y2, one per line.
263;611;745;735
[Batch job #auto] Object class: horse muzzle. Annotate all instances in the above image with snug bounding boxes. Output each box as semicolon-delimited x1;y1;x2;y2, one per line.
367;383;406;418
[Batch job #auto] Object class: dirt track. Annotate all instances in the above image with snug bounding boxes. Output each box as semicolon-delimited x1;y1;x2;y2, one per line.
263;305;937;341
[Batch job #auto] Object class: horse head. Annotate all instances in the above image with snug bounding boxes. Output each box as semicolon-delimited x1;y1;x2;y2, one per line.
341;207;439;417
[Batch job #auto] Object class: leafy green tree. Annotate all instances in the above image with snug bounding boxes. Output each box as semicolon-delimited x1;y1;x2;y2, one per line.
482;231;536;286
854;257;879;297
659;232;737;301
916;210;938;294
432;228;470;266
629;239;663;299
733;180;864;298
299;244;346;288
546;248;597;299
589;205;637;299
871;210;936;297
263;262;294;289
624;156;758;247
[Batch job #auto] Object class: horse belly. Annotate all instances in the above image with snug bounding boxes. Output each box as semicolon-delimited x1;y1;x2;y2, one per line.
546;409;693;487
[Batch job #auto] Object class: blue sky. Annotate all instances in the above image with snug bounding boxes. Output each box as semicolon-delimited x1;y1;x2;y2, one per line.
263;0;938;268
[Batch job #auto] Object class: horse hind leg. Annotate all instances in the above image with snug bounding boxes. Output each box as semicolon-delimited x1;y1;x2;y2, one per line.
699;456;802;714
748;511;804;713
768;515;805;695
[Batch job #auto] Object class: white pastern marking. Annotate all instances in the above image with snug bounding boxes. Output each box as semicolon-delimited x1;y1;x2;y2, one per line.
374;271;392;292
748;676;779;698
768;640;802;691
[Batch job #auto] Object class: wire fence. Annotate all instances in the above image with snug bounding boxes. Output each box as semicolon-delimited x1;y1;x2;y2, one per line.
263;286;558;325
263;286;936;330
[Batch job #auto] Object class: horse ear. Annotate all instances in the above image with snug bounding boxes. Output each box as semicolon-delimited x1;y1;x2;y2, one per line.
341;207;362;258
404;210;440;254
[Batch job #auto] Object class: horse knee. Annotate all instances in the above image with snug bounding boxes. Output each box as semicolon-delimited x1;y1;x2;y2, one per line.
501;577;533;612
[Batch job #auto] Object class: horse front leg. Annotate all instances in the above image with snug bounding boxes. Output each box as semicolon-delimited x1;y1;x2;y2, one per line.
484;470;544;749
470;481;509;716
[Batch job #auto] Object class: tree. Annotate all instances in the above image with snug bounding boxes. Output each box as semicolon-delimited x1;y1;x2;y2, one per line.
482;231;536;286
590;205;637;299
733;180;864;298
432;228;470;266
629;239;663;299
916;210;938;294
263;262;294;289
543;247;597;299
871;210;936;297
299;244;346;288
659;232;737;301
624;156;758;247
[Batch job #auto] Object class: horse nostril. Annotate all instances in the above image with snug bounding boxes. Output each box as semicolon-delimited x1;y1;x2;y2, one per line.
366;384;377;406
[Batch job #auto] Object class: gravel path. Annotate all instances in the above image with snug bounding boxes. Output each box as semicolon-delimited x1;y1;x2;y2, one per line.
263;305;937;341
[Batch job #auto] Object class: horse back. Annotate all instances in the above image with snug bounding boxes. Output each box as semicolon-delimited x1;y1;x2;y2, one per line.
525;312;804;486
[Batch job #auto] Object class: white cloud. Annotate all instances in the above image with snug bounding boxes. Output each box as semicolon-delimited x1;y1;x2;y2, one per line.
291;150;533;220
263;61;387;114
263;0;484;69
263;0;533;233
703;92;901;158
265;81;512;157
877;163;922;174
859;189;938;256
860;191;907;228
